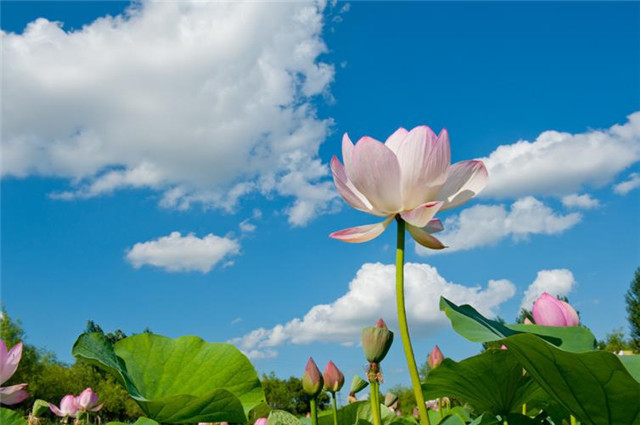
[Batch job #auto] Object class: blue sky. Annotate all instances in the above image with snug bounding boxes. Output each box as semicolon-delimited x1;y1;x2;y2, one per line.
2;1;639;397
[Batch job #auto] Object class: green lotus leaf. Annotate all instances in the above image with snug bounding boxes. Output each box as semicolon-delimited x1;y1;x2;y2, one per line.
440;297;596;352
619;354;640;382
268;409;306;425
72;332;265;424
502;333;640;425
422;349;550;416
0;408;27;425
106;418;160;425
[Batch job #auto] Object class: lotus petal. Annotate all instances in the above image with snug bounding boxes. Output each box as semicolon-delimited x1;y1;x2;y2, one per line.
437;160;488;211
0;342;22;385
330;156;383;216
329;217;394;243
349;137;402;214
384;127;408;154
400;201;443;228
395;126;449;209
0;383;28;406
407;224;446;250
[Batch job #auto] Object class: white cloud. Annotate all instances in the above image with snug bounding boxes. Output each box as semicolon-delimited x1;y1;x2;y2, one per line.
417;197;581;256
230;262;516;359
520;269;576;311
482;112;640;199
561;193;600;209
613;172;640;195
126;231;240;273
239;220;257;233
2;1;336;226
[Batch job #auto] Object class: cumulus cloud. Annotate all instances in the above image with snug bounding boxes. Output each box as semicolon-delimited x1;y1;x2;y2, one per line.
2;0;337;226
561;193;600;209
613;172;640;195
126;231;240;273
520;269;576;311
230;262;516;359
481;112;640;199
416;197;581;256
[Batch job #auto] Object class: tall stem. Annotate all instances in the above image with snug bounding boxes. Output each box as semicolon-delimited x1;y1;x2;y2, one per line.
310;398;318;425
396;217;431;425
331;392;338;425
369;380;382;425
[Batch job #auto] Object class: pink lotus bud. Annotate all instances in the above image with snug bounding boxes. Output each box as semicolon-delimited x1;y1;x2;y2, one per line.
532;293;579;327
301;357;323;397
500;345;508;350
427;345;443;369
323;361;344;393
362;318;394;363
74;388;103;412
523;317;533;325
254;419;267;425
50;395;79;418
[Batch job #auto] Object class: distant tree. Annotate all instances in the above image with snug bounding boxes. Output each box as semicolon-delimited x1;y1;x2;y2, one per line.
85;320;128;344
261;372;330;415
388;384;415;416
625;267;640;353
596;328;632;353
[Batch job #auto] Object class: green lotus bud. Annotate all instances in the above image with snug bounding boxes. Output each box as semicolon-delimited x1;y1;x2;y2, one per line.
349;375;369;395
361;318;394;363
301;357;323;397
384;392;398;407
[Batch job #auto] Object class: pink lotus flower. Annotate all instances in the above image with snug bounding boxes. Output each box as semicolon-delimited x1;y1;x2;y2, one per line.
74;388;103;413
50;395;79;418
330;126;488;247
427;345;443;369
532;293;579;327
0;340;29;406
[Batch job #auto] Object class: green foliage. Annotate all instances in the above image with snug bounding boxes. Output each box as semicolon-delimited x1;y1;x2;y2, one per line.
0;407;28;425
596;328;633;353
72;332;266;423
421;349;550;416
626;267;640;353
261;372;329;415
440;297;597;352
502;333;640;425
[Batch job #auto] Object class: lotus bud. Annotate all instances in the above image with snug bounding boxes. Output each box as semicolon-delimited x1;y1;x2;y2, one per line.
323;361;344;393
532;293;580;327
427;345;443;369
254;419;267;425
349;375;369;395
384;392;398;408
361;318;394;363
301;357;323;397
523;317;533;325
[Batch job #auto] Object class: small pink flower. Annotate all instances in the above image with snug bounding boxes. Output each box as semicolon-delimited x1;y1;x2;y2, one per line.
0;340;29;406
50;395;79;418
254;419;267;425
532;293;579;327
74;388;103;412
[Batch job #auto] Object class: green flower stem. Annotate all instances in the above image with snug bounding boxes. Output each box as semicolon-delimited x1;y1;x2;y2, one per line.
396;217;431;425
438;398;443;420
310;398;318;425
331;392;338;425
369;379;382;425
